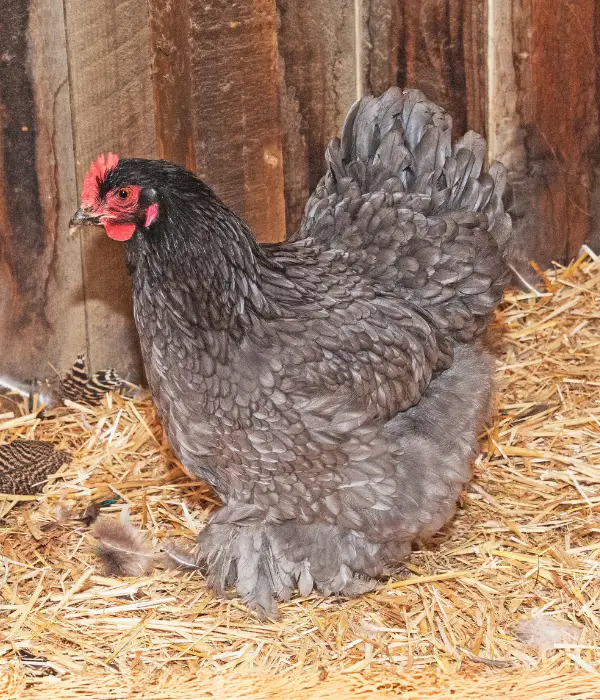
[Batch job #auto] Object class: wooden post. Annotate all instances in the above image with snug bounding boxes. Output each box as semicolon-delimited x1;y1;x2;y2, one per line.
148;0;196;171
63;0;158;381
0;0;86;381
181;0;286;243
277;0;359;235
362;0;487;139
488;0;599;267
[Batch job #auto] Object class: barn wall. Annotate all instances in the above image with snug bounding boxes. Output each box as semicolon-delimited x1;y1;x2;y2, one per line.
147;0;287;243
488;0;600;272
63;0;158;381
362;1;487;138
0;0;86;381
1;0;599;383
277;0;358;235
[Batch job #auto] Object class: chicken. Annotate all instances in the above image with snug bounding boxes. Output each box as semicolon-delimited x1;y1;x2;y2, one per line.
71;88;511;618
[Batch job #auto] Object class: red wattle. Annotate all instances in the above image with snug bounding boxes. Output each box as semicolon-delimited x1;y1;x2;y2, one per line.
104;222;136;241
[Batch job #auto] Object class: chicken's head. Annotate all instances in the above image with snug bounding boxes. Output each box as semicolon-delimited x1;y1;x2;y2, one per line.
70;153;159;242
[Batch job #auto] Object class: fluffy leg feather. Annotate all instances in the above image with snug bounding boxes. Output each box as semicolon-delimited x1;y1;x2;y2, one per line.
195;520;380;619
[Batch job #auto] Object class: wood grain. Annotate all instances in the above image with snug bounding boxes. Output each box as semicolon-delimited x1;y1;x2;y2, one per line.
64;0;158;381
487;0;538;282
186;0;285;242
148;0;195;170
494;0;599;266
0;0;86;381
277;0;358;235
363;0;487;138
592;3;600;253
487;1;526;172
527;0;597;263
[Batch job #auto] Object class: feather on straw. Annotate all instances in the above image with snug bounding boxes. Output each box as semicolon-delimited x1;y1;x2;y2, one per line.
515;616;582;653
92;507;154;577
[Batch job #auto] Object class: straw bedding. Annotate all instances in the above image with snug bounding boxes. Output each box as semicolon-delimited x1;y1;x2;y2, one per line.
1;251;600;699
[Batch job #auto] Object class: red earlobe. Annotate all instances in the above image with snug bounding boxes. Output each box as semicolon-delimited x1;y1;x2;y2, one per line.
145;203;159;227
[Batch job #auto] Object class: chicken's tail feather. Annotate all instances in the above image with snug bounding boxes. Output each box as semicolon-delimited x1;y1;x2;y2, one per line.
294;87;513;341
324;87;511;255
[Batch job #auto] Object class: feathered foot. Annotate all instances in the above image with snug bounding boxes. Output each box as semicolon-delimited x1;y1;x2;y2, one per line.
194;513;381;619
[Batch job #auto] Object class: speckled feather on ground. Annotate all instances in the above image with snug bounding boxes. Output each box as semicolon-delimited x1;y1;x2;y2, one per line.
1;250;599;698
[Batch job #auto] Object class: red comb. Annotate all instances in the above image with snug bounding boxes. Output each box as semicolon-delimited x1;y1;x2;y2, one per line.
81;152;120;206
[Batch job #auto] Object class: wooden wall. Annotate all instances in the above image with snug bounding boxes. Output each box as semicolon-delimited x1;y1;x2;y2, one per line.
488;0;600;274
1;0;599;383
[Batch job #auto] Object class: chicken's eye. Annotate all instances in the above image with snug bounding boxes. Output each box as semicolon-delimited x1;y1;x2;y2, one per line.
116;188;131;200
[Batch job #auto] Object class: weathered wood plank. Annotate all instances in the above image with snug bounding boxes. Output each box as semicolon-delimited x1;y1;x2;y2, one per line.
487;1;526;172
186;0;285;242
0;0;86;381
491;0;598;267
524;0;597;263
487;0;537;282
277;0;358;235
361;0;401;97
363;0;487;138
591;4;600;253
64;0;158;380
148;0;195;170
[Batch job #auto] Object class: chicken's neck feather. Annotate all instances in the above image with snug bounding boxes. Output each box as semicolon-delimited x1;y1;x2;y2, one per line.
125;187;289;346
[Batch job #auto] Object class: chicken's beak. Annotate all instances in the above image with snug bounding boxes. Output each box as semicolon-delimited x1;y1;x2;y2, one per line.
69;207;101;236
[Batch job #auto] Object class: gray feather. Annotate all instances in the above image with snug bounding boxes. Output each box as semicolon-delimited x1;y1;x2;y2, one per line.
92;511;154;577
